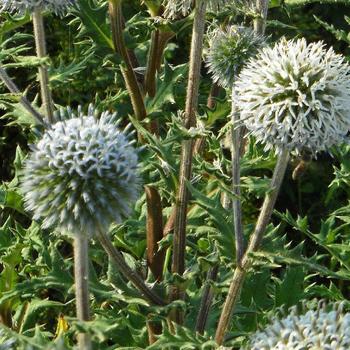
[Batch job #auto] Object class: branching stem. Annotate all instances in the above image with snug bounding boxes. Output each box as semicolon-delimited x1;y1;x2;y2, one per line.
215;149;290;345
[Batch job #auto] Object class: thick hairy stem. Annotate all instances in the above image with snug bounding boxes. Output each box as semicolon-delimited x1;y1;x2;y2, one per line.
254;0;269;34
109;0;147;122
32;9;54;123
195;265;219;334
145;30;174;98
96;229;166;306
231;89;244;264
74;235;91;350
0;67;47;127
215;149;290;345
155;32;174;70
170;0;207;322
145;186;165;281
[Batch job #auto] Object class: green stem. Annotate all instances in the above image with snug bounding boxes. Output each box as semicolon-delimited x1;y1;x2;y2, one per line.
74;235;92;350
108;0;147;123
145;185;165;281
231;88;244;264
215;149;290;345
32;9;54;123
170;0;207;323
0;66;47;127
145;29;160;98
96;229;166;306
195;264;219;334
253;0;269;34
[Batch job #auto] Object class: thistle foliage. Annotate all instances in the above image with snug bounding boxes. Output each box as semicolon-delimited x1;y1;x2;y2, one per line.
246;302;350;350
206;25;265;88
235;38;350;155
21;106;140;237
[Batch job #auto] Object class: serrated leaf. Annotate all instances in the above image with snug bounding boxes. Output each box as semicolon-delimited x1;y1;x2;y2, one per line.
146;62;188;114
275;266;305;307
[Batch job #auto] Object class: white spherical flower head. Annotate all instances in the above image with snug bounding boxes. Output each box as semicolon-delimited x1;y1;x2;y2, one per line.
235;38;350;155
206;25;265;88
0;0;74;15
21;106;140;237
163;0;228;19
246;303;350;350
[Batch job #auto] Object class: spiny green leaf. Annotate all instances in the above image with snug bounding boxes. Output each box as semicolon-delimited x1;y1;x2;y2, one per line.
146;62;188;114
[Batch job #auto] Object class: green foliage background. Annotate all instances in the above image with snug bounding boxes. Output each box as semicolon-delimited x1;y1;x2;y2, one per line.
0;0;350;348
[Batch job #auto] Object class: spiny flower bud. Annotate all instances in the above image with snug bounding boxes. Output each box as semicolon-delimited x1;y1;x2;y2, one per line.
206;25;265;88
0;0;74;15
245;302;350;350
235;38;350;155
21;105;140;237
163;0;228;19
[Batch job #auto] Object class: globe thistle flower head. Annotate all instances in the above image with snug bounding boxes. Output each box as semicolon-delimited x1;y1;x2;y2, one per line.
0;328;16;350
21;105;140;237
235;38;350;155
206;25;265;89
246;301;350;350
0;0;75;16
163;0;228;19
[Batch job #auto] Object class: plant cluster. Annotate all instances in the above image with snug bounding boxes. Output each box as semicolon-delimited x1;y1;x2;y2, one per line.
0;0;350;349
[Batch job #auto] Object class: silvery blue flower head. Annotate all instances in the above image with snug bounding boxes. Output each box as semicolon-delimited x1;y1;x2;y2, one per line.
163;0;229;19
245;302;350;350
0;0;74;15
235;38;350;155
21;105;140;237
0;328;16;350
206;25;265;89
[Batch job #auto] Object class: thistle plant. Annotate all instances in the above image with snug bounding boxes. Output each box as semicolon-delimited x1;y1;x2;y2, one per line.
236;38;350;155
215;38;350;345
0;0;74;123
206;25;265;265
21;106;165;348
206;25;265;89
170;0;207;324
22;106;139;235
245;302;350;350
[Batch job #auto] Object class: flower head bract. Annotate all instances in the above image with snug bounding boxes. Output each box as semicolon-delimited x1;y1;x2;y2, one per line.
206;25;265;88
245;302;350;350
235;38;350;155
21;105;140;237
